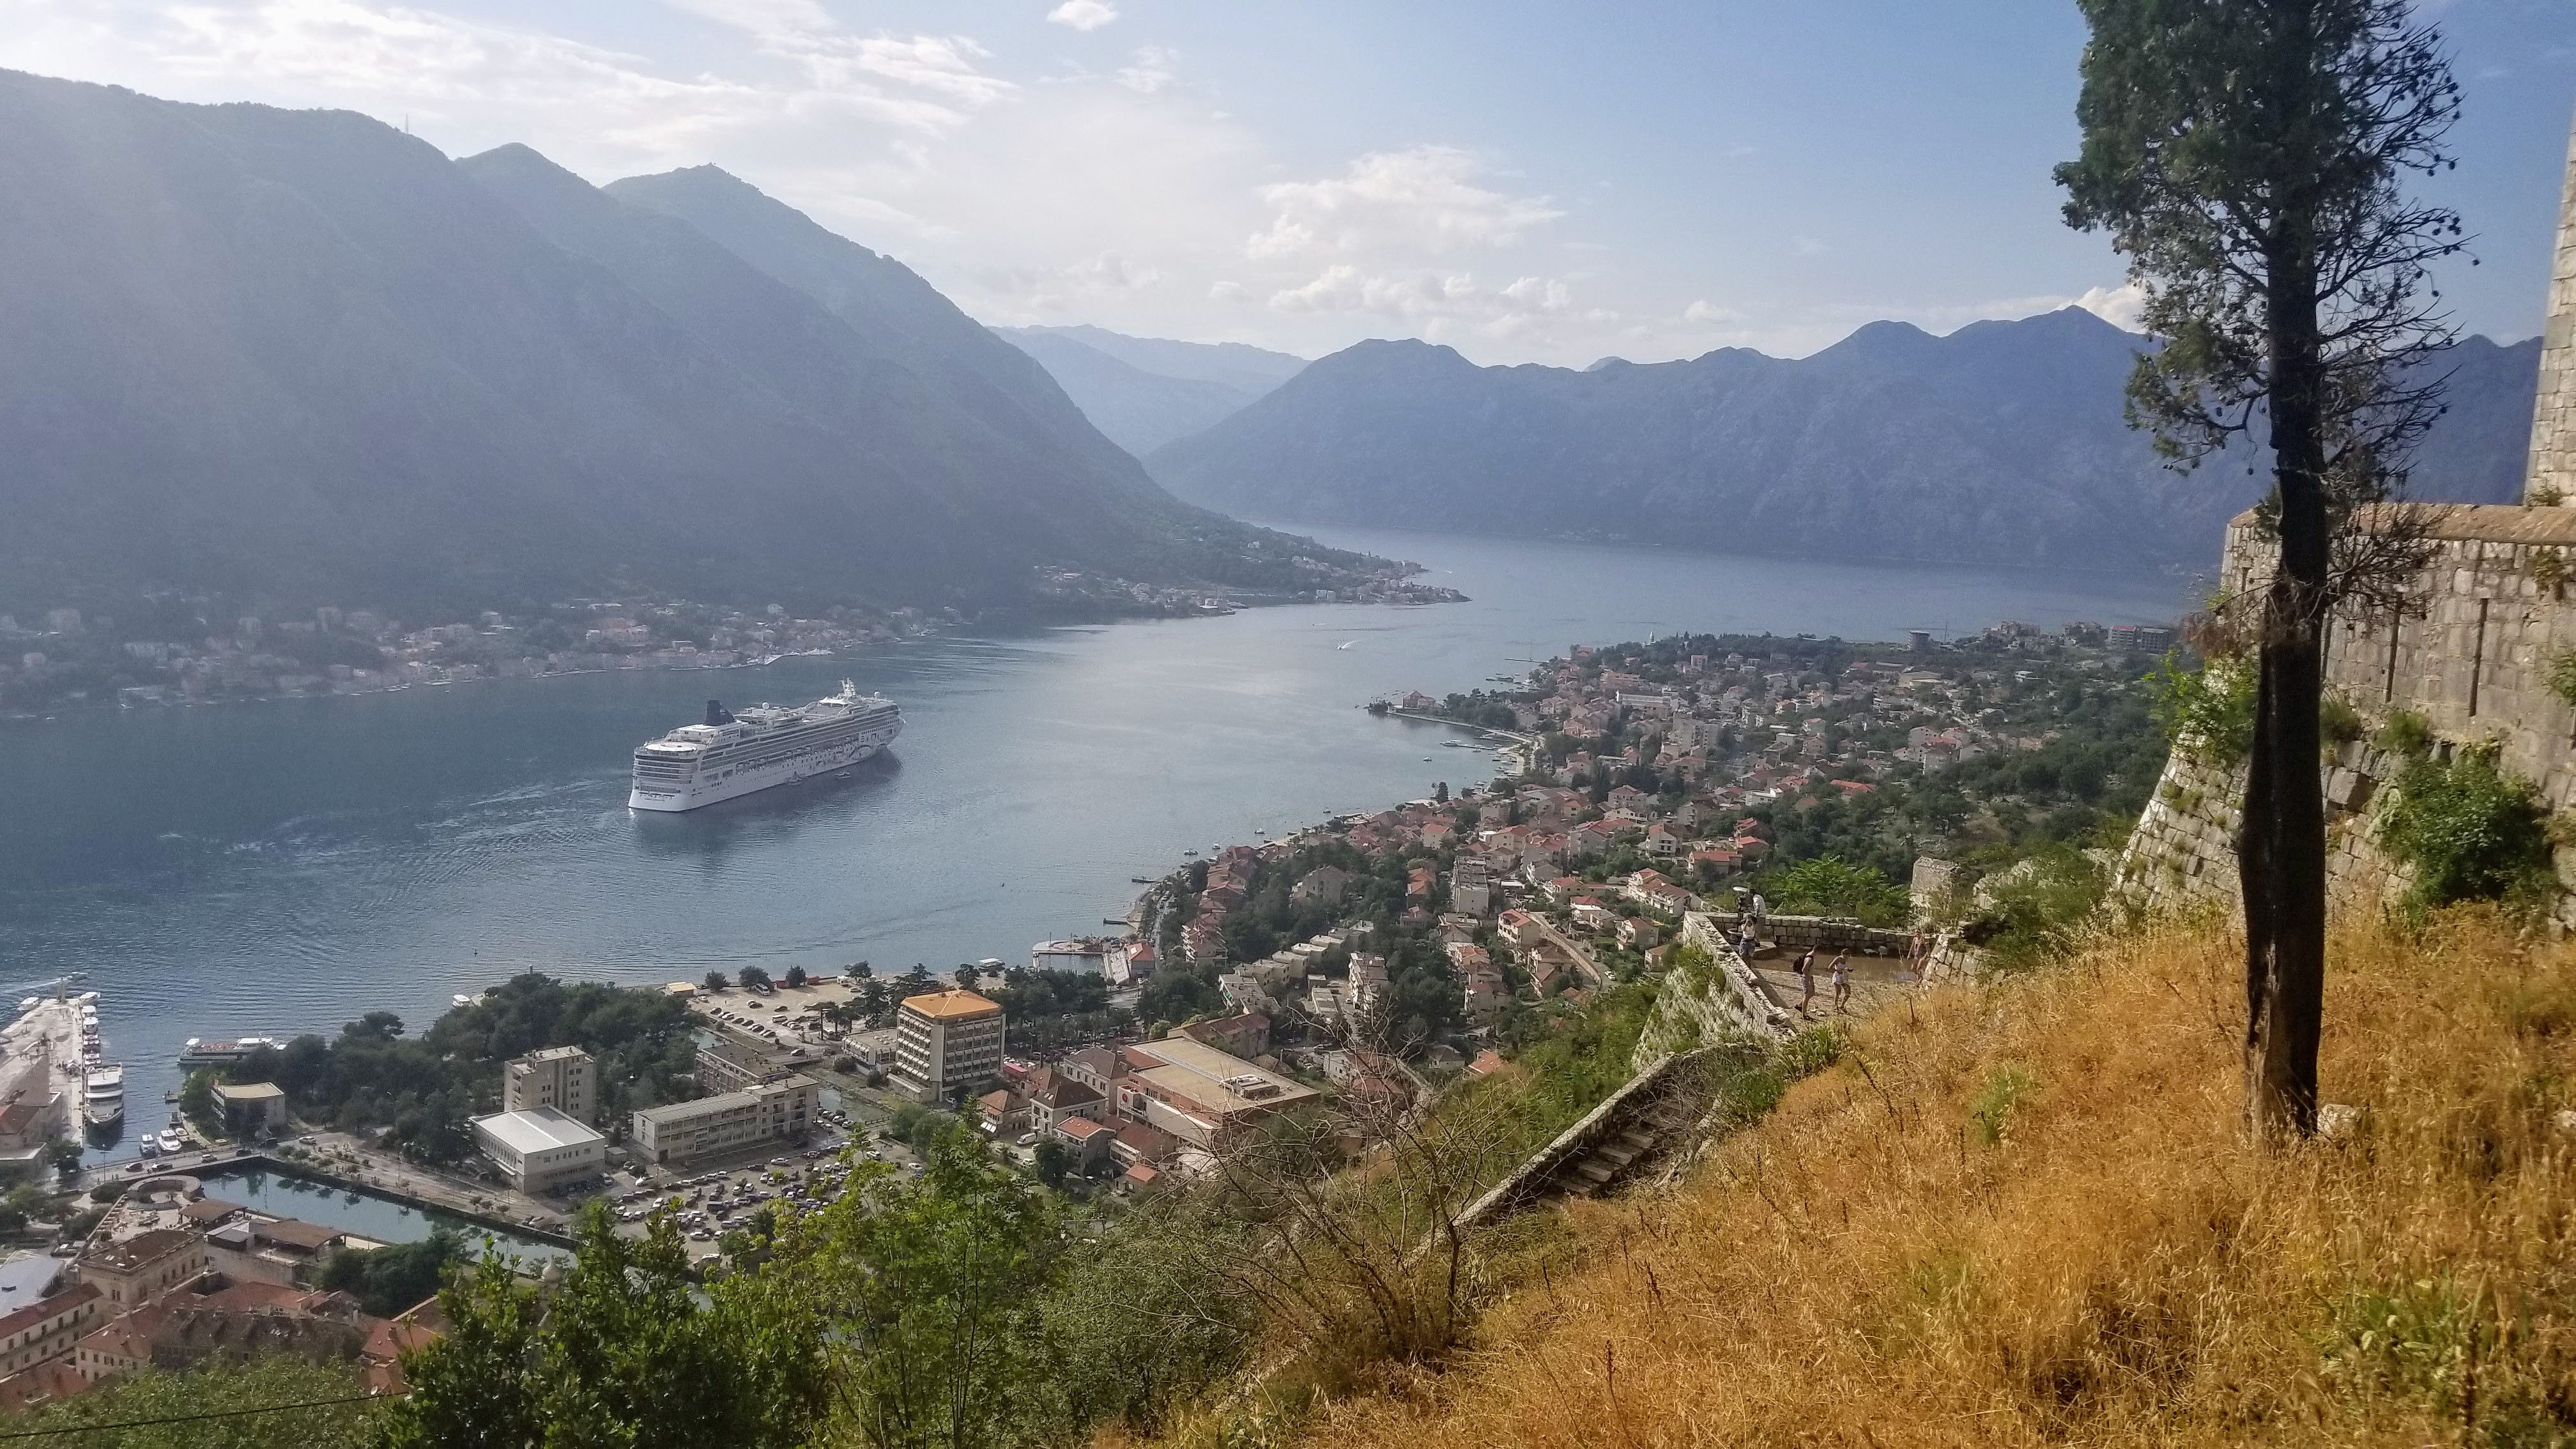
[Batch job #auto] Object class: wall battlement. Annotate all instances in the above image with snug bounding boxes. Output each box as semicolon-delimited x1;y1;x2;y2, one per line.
2113;503;2576;933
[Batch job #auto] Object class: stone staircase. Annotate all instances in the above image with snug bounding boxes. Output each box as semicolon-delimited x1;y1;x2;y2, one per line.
1548;1071;1703;1199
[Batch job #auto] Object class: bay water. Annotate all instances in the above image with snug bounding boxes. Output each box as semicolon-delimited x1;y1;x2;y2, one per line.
0;525;2188;1130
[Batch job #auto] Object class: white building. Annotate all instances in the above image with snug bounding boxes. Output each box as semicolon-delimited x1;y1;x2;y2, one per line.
501;1046;595;1124
471;1106;606;1193
891;991;1007;1105
631;1076;818;1168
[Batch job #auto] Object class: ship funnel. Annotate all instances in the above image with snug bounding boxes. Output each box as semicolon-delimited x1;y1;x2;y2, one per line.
705;700;734;726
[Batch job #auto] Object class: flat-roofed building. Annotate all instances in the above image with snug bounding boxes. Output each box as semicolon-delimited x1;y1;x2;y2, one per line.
891;991;1006;1105
470;1106;606;1193
631;1076;817;1168
1111;1036;1318;1151
210;1082;288;1138
501;1046;595;1123
203;1215;372;1287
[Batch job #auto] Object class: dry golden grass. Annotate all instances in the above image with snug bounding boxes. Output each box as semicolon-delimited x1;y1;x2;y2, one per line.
1288;910;2576;1447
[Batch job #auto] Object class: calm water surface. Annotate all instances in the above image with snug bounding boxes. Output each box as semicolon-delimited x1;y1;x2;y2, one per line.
197;1165;565;1259
0;526;2188;1129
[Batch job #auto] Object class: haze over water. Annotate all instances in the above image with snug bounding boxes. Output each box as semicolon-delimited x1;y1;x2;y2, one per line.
0;526;2187;1128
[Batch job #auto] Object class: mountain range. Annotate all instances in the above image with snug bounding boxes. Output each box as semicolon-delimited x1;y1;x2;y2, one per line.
1144;309;2542;571
997;325;1307;456
0;70;1360;615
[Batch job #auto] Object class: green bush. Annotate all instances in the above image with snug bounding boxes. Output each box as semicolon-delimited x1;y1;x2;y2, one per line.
2382;744;2554;914
1968;1063;2034;1146
2319;694;2364;750
2374;709;2432;758
2547;649;2576;713
2145;652;2255;767
1758;856;1910;926
1961;847;2108;974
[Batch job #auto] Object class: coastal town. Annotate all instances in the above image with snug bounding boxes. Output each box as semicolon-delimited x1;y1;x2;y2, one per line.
0;613;2182;1411
0;556;1463;717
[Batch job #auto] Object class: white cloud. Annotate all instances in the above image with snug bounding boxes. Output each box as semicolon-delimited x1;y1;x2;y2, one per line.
1045;0;1116;31
1246;145;1562;261
663;0;832;39
825;34;1011;108
2073;281;2147;331
1267;264;1598;341
1070;250;1157;290
1116;44;1176;93
0;0;2155;368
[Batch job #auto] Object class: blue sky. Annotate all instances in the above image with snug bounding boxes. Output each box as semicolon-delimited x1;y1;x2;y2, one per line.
4;0;2571;364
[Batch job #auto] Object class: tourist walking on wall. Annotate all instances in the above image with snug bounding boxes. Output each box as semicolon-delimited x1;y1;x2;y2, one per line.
1831;954;1851;1014
1795;947;1816;1017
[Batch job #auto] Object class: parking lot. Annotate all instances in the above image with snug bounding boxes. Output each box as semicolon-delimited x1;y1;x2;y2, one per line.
599;1105;903;1262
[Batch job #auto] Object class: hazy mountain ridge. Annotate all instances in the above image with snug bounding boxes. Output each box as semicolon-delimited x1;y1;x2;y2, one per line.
999;325;1307;456
1147;308;2541;570
0;70;1361;614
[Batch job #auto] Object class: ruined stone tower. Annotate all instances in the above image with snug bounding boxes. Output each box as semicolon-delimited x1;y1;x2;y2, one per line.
2527;104;2576;505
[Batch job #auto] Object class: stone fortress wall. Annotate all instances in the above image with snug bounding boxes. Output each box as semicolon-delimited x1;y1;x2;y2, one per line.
2107;103;2576;931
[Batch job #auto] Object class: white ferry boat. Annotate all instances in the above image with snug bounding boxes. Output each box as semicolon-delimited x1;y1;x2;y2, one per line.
177;1036;285;1068
628;682;901;813
82;1065;124;1128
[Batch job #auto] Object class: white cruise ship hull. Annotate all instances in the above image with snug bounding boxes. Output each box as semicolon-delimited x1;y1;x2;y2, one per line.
629;718;901;812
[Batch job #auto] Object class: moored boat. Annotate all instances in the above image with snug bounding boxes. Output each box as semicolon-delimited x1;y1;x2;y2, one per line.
177;1036;285;1068
82;1065;124;1128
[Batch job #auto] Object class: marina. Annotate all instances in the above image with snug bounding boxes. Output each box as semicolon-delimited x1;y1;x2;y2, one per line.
0;989;93;1167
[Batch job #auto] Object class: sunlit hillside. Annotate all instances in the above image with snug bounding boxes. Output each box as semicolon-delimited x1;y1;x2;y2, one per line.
1217;910;2576;1447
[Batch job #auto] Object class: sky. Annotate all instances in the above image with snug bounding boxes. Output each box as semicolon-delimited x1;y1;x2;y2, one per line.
3;0;2572;366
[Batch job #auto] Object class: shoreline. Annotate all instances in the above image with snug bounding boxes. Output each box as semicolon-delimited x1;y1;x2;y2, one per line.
1;590;1473;724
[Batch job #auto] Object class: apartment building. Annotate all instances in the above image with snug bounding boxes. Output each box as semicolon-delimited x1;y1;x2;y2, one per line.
631;1075;817;1168
890;991;1006;1105
501;1046;595;1123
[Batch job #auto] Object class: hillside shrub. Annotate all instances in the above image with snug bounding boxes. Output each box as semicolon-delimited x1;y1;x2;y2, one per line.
1959;846;2108;975
2547;648;2576;712
2319;694;2364;750
1759;856;1909;926
2374;708;2433;757
2382;743;2554;915
2146;651;2254;767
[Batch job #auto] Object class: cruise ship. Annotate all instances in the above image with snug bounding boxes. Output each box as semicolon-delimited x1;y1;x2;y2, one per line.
629;682;902;812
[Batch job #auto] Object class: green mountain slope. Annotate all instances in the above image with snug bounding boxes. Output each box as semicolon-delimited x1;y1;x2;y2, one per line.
0;70;1355;614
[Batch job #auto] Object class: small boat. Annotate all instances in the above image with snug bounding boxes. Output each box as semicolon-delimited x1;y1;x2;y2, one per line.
1131;877;1153;884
